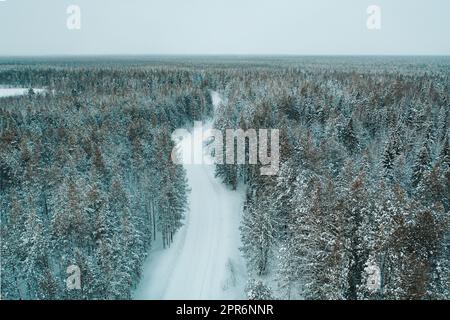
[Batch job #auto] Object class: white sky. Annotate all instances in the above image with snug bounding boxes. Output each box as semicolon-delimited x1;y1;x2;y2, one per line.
0;0;449;56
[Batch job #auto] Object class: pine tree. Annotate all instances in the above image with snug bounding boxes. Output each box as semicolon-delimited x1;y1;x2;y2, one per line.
240;182;277;276
246;279;274;300
339;172;372;300
1;197;26;299
383;131;401;173
341;118;360;154
22;204;53;299
412;142;431;188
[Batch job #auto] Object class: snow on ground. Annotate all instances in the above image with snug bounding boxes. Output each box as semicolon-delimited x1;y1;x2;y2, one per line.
134;92;247;300
0;87;45;98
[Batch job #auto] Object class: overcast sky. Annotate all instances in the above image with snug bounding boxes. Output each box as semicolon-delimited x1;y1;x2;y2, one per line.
0;0;449;56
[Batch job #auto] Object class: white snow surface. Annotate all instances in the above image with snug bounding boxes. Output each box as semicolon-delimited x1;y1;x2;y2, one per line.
0;87;45;98
134;92;247;300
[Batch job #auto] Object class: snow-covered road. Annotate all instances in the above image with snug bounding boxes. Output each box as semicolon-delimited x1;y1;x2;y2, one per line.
134;92;247;300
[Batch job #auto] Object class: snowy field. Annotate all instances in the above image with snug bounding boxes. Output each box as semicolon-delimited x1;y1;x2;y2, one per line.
134;93;248;300
0;87;45;98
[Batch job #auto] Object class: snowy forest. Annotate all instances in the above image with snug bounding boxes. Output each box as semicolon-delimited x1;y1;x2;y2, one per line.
0;56;449;300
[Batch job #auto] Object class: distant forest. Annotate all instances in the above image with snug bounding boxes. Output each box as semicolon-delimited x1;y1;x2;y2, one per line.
0;57;449;300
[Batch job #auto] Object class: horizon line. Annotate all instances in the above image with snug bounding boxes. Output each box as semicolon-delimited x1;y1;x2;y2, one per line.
0;53;449;59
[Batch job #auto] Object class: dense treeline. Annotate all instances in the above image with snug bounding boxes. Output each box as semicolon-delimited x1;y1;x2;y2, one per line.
212;58;450;299
0;65;213;299
1;57;449;300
